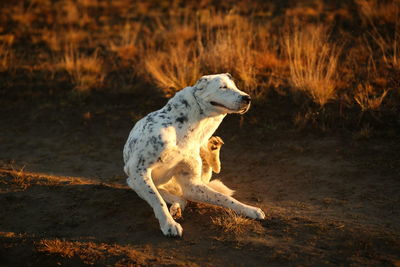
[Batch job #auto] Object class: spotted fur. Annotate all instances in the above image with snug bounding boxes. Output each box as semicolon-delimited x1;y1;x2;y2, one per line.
123;73;265;237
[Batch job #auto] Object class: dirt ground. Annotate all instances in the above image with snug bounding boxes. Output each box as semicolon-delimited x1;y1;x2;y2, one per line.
0;91;400;266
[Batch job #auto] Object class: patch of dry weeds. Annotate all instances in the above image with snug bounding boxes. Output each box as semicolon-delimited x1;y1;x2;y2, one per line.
37;239;141;265
211;209;264;236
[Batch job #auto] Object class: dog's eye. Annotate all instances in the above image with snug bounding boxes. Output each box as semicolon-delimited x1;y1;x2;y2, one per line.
211;145;218;150
220;85;227;89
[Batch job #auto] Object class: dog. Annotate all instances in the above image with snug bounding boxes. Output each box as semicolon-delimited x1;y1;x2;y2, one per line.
123;73;265;237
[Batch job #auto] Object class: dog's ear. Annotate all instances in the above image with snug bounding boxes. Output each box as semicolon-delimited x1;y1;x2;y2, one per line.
194;76;209;90
225;73;233;80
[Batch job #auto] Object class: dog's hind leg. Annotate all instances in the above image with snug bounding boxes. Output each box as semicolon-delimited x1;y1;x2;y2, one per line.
126;170;183;237
183;180;264;219
207;179;235;196
174;158;265;220
181;180;264;219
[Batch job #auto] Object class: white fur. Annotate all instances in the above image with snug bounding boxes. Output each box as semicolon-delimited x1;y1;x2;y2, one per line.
208;179;235;196
123;73;265;237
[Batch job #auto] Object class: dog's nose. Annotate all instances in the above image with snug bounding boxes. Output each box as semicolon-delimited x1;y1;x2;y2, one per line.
241;95;251;104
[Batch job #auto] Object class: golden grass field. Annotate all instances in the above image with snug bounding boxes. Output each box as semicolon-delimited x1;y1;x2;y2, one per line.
1;0;399;131
0;0;400;266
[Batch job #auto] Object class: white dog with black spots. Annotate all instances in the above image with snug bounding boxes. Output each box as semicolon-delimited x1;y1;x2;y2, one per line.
123;73;265;237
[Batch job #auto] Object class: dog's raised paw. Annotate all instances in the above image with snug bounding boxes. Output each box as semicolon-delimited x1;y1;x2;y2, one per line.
161;220;183;237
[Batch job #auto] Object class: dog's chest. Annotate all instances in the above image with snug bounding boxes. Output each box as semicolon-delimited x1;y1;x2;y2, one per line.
178;115;224;148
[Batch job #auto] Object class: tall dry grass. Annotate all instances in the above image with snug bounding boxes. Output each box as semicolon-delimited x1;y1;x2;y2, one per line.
11;3;36;27
201;14;260;93
56;0;91;26
58;47;104;92
284;24;341;107
357;0;400;70
109;22;141;61
0;35;16;72
139;10;201;96
42;30;62;52
354;83;389;111
141;10;275;97
353;0;398;116
372;29;400;70
144;42;201;97
369;19;399;70
41;28;88;53
356;0;399;25
2;0;398;129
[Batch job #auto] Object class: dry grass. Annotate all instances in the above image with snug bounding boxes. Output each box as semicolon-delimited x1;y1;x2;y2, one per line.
140;11;201;95
284;24;341;107
41;29;87;53
141;10;276;97
354;83;389;111
211;209;254;235
0;34;15;72
41;30;62;52
58;47;104;92
202;15;260;94
1;0;398;129
37;239;139;265
110;22;141;61
0;43;14;72
358;0;400;70
11;3;36;27
144;41;201;97
369;23;400;70
65;29;88;46
9;166;29;190
57;1;91;26
356;0;399;25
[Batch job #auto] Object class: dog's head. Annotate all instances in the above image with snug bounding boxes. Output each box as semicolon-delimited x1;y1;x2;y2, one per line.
193;73;251;115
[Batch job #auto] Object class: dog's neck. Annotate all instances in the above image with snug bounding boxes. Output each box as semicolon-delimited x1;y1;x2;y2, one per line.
191;87;205;116
166;87;226;147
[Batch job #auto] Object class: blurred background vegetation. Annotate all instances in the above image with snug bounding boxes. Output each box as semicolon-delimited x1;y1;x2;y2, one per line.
0;0;399;135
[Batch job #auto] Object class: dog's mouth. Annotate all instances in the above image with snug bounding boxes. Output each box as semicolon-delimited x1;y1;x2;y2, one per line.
210;101;249;114
210;101;230;109
238;105;250;114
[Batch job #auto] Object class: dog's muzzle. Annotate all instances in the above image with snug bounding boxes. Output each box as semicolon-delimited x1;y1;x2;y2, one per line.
239;95;251;114
210;94;251;114
241;95;251;105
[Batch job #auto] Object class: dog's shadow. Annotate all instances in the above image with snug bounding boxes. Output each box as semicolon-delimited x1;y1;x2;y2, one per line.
0;174;173;245
0;172;228;246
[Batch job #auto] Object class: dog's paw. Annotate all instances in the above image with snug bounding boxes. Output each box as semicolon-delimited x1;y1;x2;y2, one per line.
161;220;183;237
170;203;183;220
246;207;265;220
208;136;224;151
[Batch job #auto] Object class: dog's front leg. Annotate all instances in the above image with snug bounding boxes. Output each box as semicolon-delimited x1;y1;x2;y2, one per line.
127;169;183;237
175;157;265;220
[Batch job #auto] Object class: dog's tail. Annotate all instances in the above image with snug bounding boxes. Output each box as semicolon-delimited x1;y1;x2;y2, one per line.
208;179;235;196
